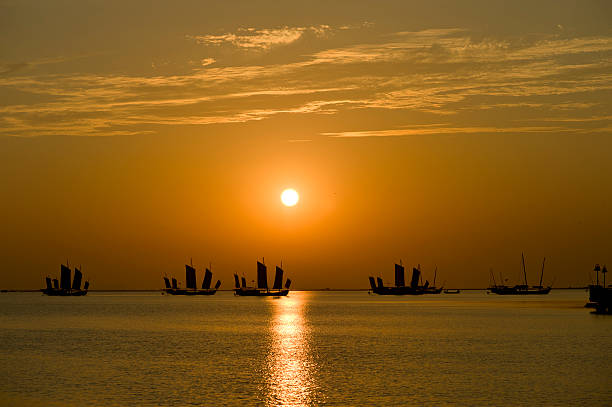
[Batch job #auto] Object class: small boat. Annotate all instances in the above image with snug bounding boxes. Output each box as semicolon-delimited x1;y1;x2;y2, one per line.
368;263;443;295
163;262;221;295
587;264;611;314
234;260;291;296
488;254;551;295
444;289;460;294
41;264;89;296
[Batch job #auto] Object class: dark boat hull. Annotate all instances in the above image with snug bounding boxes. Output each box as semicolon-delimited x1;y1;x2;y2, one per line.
488;287;551;295
41;289;88;296
234;289;289;297
164;289;217;296
370;286;424;295
588;285;612;314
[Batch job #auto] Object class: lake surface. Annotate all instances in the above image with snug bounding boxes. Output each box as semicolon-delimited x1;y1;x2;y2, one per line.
0;290;610;406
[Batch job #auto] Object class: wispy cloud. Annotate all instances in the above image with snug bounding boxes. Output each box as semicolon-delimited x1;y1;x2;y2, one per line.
323;125;590;138
187;25;331;51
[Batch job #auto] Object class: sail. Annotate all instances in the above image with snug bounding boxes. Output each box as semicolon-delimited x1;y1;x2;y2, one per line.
72;268;82;290
424;280;429;289
163;277;171;289
83;281;89;290
233;274;240;289
257;261;268;289
369;277;376;290
241;276;247;288
377;277;384;288
53;279;59;289
284;278;292;289
185;265;197;290
214;280;221;290
395;263;405;287
273;266;283;290
202;268;213;289
45;277;53;290
410;268;420;289
171;278;178;289
60;265;71;290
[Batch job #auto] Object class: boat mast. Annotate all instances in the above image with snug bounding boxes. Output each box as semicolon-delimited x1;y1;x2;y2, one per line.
539;257;546;287
521;253;528;286
418;264;423;286
433;266;437;287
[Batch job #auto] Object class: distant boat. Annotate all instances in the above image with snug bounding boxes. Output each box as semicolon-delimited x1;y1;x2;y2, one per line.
488;254;551;295
41;264;89;296
234;260;291;296
587;264;611;314
163;262;221;295
444;289;460;294
368;263;443;295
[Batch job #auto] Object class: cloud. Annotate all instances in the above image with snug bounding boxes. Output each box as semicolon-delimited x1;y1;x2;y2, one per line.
322;125;583;138
187;25;331;51
200;58;216;67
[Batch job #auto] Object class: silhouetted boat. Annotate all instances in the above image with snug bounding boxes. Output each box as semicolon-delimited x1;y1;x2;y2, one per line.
163;262;221;295
368;263;442;295
420;265;443;294
234;260;291;296
587;264;611;314
41;264;89;296
488;254;551;295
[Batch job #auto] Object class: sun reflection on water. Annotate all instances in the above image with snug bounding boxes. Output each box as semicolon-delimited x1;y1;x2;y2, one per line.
265;292;318;406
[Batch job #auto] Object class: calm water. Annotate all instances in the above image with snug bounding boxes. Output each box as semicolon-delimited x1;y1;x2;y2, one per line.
0;290;610;406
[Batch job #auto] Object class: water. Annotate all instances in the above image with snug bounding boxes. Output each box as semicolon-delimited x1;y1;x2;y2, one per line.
0;291;610;406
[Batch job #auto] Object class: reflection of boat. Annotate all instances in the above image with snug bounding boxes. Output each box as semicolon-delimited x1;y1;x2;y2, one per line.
163;262;221;295
234;260;291;296
587;264;611;314
488;254;551;295
41;264;89;296
368;263;443;295
444;289;460;294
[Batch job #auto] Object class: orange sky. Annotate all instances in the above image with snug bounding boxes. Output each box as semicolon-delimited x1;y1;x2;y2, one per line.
1;1;611;289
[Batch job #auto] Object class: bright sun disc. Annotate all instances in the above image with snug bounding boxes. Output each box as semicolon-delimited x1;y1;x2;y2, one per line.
281;189;299;207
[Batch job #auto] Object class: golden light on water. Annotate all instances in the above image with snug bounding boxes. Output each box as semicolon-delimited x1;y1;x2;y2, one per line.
265;293;318;406
281;189;299;207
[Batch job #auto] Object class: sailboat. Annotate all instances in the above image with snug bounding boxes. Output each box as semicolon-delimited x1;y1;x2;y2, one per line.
41;264;89;296
369;262;442;295
488;253;551;295
234;260;291;296
587;264;611;314
163;262;221;295
419;265;443;294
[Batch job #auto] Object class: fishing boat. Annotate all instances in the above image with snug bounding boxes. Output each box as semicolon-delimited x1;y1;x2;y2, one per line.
587;264;611;314
368;263;442;295
41;264;89;296
420;265;443;294
163;262;221;295
488;254;551;295
234;260;291;296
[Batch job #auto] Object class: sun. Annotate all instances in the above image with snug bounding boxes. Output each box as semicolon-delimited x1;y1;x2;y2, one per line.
281;188;299;207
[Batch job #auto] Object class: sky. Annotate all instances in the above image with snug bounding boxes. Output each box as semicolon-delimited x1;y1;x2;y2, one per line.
1;0;611;289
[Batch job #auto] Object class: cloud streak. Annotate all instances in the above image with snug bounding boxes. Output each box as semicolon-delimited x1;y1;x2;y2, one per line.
187;25;331;51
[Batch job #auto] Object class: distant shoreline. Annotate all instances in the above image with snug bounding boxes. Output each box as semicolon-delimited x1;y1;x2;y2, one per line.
0;287;590;293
